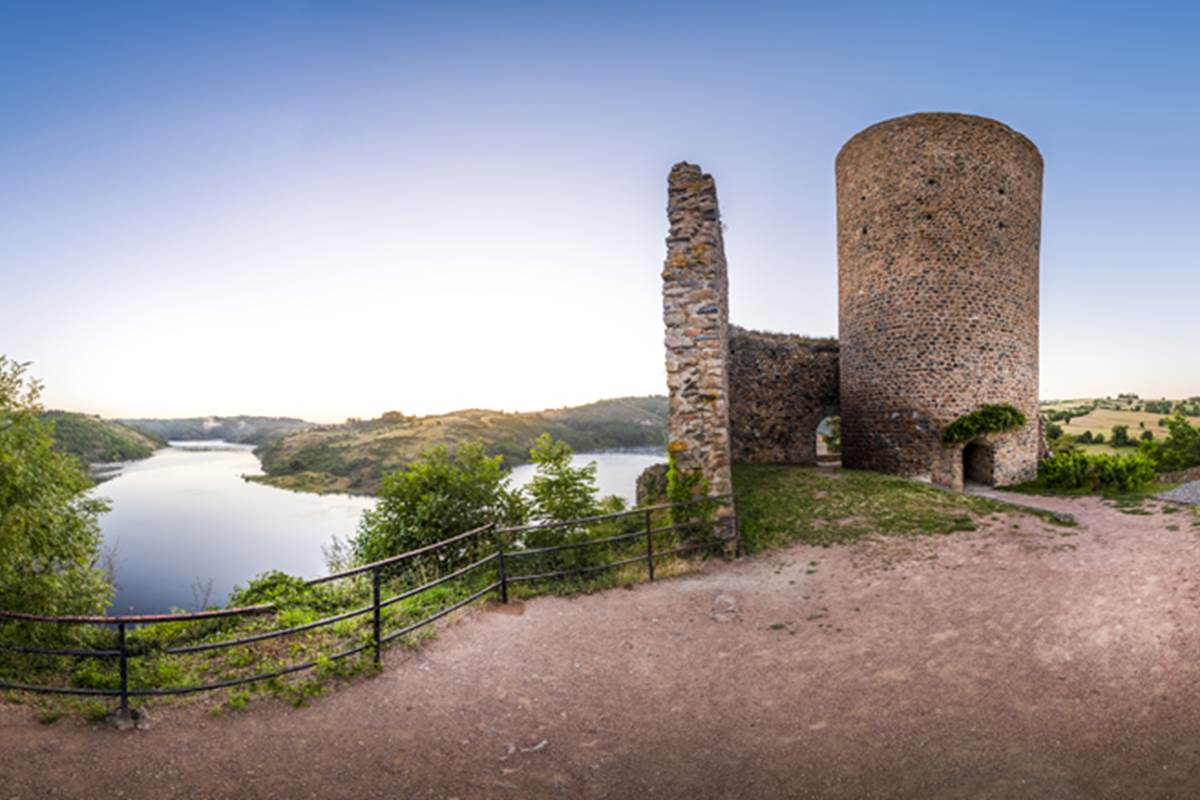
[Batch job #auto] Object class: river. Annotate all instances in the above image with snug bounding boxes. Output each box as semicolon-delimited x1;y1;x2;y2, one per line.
95;443;664;614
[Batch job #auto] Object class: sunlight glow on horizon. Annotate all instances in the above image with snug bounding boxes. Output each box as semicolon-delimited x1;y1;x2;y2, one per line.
3;2;1198;421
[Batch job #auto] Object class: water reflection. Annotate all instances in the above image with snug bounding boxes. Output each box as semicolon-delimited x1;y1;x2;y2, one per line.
95;443;665;616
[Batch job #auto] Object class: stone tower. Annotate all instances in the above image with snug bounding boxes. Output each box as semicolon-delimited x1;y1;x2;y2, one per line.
835;113;1043;488
661;163;733;498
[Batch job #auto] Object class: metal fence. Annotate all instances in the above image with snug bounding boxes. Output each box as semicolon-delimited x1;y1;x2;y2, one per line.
0;494;735;712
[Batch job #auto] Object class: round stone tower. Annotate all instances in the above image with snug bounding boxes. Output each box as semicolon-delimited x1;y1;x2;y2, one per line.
836;113;1043;488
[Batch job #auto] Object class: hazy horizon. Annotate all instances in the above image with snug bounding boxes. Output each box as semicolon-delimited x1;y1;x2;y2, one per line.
4;2;1198;422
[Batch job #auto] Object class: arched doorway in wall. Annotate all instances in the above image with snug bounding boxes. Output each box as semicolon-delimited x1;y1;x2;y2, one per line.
963;440;995;486
816;415;841;466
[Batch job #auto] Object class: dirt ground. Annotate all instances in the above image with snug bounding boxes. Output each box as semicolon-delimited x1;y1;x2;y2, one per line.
4;494;1200;799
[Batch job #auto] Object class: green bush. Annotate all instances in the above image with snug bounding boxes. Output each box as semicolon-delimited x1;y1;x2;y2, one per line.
524;434;600;526
1036;451;1156;492
350;442;528;569
942;404;1027;444
228;571;338;614
0;357;113;629
1110;425;1135;448
1139;413;1200;472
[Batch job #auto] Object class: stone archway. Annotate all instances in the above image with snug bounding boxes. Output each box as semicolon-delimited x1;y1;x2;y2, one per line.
963;440;996;486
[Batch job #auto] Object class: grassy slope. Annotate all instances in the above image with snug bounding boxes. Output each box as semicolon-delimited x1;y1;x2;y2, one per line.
733;464;1013;552
253;396;667;495
42;411;167;464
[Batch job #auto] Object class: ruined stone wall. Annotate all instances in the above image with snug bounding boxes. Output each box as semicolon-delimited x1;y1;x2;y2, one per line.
728;328;839;464
836;113;1042;487
662;163;733;497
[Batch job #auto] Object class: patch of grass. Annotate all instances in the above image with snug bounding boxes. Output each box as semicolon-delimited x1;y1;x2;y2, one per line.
225;689;250;711
1007;480;1178;501
83;701;109;722
732;465;1004;552
35;709;62;725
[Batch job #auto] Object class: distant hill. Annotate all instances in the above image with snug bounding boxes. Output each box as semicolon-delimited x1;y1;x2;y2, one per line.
121;416;314;446
42;411;167;464
253;396;667;495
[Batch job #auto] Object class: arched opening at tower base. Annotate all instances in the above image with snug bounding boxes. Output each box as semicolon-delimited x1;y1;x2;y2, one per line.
963;441;996;486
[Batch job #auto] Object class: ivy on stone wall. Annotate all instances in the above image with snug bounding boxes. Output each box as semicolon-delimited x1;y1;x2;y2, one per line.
942;404;1027;445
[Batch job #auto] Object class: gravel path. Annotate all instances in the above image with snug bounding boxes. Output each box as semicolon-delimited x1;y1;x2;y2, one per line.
4;496;1200;799
1159;479;1200;505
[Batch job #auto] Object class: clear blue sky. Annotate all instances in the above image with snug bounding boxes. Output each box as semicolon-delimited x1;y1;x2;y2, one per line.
2;1;1197;420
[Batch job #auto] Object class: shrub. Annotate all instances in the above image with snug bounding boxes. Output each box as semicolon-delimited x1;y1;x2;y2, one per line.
942;404;1026;444
524;434;599;525
1139;413;1200;472
1110;425;1134;448
1036;451;1156;492
350;442;528;568
1044;422;1064;440
0;357;113;623
665;454;714;540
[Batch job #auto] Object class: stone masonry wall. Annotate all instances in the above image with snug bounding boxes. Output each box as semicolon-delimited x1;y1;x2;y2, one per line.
728;327;840;464
662;163;733;498
836;113;1043;487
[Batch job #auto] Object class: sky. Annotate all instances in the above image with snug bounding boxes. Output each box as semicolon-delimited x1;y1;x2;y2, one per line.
2;1;1198;422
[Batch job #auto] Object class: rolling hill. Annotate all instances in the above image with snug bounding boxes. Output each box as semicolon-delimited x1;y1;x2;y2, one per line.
253;396;667;495
42;411;167;464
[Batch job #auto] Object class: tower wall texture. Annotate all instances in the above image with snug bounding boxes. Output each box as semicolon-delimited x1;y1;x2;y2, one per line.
728;328;839;465
662;163;733;498
835;113;1043;486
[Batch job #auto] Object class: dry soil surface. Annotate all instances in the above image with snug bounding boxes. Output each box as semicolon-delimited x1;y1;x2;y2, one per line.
4;495;1200;799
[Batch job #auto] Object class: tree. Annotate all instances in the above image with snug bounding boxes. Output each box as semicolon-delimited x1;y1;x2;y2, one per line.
821;416;842;454
1045;422;1064;440
524;433;600;524
351;441;527;568
1141;413;1200;472
0;357;112;618
1110;425;1134;448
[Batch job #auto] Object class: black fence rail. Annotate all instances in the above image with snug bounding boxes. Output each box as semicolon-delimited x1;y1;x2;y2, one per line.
0;494;735;712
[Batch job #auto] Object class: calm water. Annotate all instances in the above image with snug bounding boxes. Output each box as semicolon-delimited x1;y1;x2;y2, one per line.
507;449;664;502
97;442;374;615
96;444;664;615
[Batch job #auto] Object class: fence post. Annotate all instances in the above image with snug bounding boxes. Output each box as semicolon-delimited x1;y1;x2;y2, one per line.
644;508;655;581
497;535;508;604
372;567;382;667
117;621;129;714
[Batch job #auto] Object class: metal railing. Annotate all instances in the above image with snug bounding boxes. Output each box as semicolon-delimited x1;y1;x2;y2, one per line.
0;494;735;712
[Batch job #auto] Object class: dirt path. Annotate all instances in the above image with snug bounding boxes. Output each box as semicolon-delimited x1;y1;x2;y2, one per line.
4;498;1200;799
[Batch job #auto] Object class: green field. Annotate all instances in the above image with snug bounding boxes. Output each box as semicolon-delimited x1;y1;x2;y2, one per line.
1042;397;1198;455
